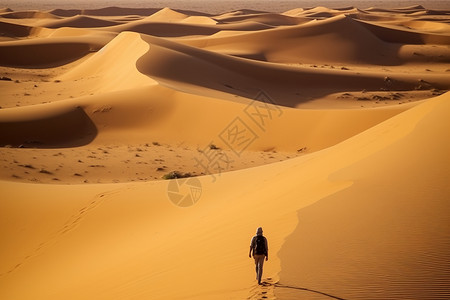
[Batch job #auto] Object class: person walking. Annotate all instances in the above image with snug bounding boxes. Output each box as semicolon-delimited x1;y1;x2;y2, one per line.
249;227;268;285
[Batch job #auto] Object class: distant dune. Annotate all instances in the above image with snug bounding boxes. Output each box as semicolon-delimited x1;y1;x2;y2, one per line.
0;4;449;300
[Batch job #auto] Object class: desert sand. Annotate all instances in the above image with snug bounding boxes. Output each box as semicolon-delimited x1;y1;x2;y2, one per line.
1;3;449;300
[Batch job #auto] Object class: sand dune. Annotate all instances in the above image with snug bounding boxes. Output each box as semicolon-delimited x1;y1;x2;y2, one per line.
277;91;450;300
42;15;123;28
0;38;93;67
180;15;399;64
1;90;448;300
0;103;96;147
215;12;307;26
181;15;217;25
103;21;221;37
0;10;57;19
0;81;412;150
356;18;450;44
0;35;113;67
403;20;450;34
366;5;427;13
296;6;360;18
136;33;450;106
59;31;155;92
146;7;188;22
1;4;449;300
49;7;160;17
0;20;32;38
97;17;274;38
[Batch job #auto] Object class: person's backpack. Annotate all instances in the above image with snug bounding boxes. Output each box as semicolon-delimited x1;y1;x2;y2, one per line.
255;235;266;255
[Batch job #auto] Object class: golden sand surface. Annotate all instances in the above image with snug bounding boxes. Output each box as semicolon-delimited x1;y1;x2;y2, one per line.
1;4;449;300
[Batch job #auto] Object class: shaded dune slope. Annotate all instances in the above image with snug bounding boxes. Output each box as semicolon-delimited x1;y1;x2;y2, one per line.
0;10;57;19
0;32;114;67
215;12;308;26
0;39;94;67
49;7;210;18
49;7;158;17
97;18;274;37
356;18;450;45
42;15;122;29
277;92;450;300
0;104;97;147
0;20;32;37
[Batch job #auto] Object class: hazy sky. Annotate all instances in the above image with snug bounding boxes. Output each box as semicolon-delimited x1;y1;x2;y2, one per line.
0;0;448;12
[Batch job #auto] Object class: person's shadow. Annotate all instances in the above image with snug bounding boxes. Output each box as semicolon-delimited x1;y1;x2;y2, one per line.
262;281;347;300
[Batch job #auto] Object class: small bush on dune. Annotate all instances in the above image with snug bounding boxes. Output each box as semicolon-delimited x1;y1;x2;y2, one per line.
162;171;193;180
